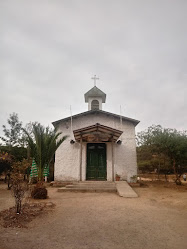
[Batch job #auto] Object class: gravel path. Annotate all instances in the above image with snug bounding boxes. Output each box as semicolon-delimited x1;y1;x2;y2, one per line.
0;183;187;249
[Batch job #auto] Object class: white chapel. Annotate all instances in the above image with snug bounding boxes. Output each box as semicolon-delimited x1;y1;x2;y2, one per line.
52;78;139;182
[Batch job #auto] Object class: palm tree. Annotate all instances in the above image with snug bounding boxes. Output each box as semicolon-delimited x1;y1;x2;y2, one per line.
23;123;67;181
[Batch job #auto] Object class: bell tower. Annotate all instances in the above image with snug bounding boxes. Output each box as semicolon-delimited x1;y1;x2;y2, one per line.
84;85;106;111
84;75;106;111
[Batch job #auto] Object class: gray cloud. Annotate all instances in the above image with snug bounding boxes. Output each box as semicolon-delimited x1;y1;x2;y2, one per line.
1;0;187;136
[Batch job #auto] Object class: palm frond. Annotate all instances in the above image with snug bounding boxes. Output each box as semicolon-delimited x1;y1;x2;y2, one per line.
23;124;68;180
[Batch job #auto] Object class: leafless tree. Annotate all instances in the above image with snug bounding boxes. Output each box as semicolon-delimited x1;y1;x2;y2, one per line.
11;160;30;213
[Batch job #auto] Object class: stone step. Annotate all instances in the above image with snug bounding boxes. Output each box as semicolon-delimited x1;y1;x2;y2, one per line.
69;182;116;185
58;187;117;193
51;181;114;187
65;184;116;189
58;181;117;193
56;181;138;197
72;182;114;185
50;181;74;187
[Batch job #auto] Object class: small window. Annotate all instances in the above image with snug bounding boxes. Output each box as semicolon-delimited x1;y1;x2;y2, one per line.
91;100;99;110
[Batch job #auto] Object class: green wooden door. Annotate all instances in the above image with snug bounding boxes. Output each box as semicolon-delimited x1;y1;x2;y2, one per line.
86;143;106;180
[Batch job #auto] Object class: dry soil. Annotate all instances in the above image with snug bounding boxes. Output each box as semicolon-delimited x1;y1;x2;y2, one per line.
0;181;187;249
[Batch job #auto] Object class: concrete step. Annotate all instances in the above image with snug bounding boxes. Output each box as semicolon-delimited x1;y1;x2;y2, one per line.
58;187;117;193
56;181;138;197
72;182;114;185
51;181;114;187
67;182;115;186
57;181;117;193
65;185;116;189
50;181;74;187
116;181;138;198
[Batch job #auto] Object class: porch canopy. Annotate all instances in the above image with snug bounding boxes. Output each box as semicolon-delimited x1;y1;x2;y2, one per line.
73;123;123;142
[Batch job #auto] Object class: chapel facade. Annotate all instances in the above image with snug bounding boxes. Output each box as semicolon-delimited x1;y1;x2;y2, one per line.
52;84;139;182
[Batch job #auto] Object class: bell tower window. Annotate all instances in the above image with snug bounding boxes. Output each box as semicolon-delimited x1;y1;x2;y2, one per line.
91;100;99;110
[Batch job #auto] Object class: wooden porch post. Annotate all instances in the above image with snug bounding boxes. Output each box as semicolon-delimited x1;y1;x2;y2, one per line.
111;136;114;182
80;136;83;181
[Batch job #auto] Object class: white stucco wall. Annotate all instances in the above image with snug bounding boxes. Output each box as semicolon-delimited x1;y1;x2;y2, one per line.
88;97;103;110
54;112;138;182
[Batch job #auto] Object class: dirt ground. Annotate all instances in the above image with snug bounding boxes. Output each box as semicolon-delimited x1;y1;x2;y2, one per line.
0;181;187;249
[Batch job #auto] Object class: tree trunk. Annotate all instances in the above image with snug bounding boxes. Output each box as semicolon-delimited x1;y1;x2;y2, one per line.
173;158;181;185
7;174;11;190
16;199;21;214
164;173;168;182
157;157;161;180
27;146;30;159
164;156;168;182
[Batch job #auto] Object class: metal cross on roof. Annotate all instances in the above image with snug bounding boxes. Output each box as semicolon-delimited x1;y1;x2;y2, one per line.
91;75;99;87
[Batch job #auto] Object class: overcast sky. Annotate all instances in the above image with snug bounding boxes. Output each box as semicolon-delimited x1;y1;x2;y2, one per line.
1;0;187;136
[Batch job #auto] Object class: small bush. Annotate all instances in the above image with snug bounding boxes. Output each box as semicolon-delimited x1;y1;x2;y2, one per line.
31;186;48;199
10;160;30;213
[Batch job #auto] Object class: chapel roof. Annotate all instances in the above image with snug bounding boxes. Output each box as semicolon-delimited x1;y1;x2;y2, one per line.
84;86;106;103
52;109;140;127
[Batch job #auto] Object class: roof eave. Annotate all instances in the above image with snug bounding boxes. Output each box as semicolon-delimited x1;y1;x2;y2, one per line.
84;94;106;103
52;110;140;127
